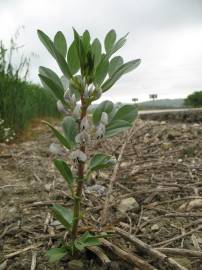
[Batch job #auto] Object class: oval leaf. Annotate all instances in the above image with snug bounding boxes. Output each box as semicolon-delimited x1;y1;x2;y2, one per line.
37;30;55;58
104;29;116;54
89;154;115;171
94;54;109;85
91;38;102;68
62;116;78;148
46;247;67;263
39;74;64;101
102;59;141;92
67;41;80;74
54;159;73;188
92;100;113;125
54;31;67;58
108;56;123;77
52;204;73;230
43;121;72;149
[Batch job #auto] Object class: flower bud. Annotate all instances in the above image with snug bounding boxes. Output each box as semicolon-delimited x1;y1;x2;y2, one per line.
93;87;102;100
61;76;69;91
64;90;71;103
73;104;81;119
80;116;90;130
57;100;68;114
75;130;89;145
96;123;105;139
71;149;87;163
70;94;76;107
100;112;108;125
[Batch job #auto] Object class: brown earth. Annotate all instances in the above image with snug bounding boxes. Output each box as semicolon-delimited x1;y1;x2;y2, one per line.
0;119;202;270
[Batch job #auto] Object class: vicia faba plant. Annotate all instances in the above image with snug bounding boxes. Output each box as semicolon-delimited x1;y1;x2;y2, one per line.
37;28;141;262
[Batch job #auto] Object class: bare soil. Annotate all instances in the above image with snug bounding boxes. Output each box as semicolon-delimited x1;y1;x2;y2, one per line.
0;119;202;270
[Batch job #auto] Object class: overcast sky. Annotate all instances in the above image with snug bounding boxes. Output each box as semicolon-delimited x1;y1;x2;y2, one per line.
1;0;202;102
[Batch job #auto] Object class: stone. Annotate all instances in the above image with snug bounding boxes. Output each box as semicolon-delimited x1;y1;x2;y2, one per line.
67;260;84;270
8;207;17;214
151;224;159;231
117;197;139;213
179;199;202;211
44;183;52;192
85;184;106;195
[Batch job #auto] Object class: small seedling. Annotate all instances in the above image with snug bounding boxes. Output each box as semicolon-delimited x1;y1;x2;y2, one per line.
37;28;141;262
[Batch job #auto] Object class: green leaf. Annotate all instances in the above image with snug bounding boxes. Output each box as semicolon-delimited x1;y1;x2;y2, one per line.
46;247;67;263
110;33;128;56
92;100;113;125
67;41;80;74
54;31;67;58
39;66;64;90
112;104;138;123
37;30;55;58
89;154;115;171
94;54;109;85
53;47;73;79
91;38;102;68
52;204;73;230
73;28;86;75
82;30;91;53
108;56;123;77
43;121;72;150
104;29;116;54
105;120;132;137
54;159;73;189
104;105;137;137
62;116;77;148
39;74;64;101
102;59;141;92
74;232;101;251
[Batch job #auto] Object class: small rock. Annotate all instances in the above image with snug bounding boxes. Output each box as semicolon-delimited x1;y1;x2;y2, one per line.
151;224;159;231
67;260;84;270
117;197;139;214
8;207;17;214
85;184;106;195
162;142;172;150
160;121;166;125
44;183;52;192
179;199;202;211
193;123;199;127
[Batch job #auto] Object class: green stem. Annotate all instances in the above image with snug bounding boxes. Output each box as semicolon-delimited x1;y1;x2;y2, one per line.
71;94;87;241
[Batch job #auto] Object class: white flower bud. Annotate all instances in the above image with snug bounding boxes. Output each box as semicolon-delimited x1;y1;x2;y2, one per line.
70;94;76;107
100;112;108;125
96;123;105;139
61;76;69;91
80;116;90;130
73;104;81;119
57;100;68;114
84;85;89;98
93;88;102;99
64;90;71;103
75;130;89;145
71;150;87;163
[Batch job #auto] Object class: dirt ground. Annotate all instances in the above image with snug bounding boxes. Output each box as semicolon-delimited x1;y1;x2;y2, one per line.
0;119;202;270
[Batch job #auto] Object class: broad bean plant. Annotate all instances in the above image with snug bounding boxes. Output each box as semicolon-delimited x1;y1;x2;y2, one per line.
37;28;141;262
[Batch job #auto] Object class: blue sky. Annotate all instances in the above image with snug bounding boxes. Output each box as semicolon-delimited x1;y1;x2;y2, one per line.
0;0;202;102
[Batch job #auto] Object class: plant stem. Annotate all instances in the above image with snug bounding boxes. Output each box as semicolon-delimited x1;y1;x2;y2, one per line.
71;94;87;241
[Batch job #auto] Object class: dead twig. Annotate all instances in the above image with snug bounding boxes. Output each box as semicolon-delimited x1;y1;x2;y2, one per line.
4;242;43;259
156;247;202;258
152;225;202;248
30;251;37;270
87;246;111;265
115;227;188;270
102;123;138;225
101;239;158;270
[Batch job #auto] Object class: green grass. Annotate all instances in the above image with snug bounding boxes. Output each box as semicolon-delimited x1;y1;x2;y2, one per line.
0;74;60;132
